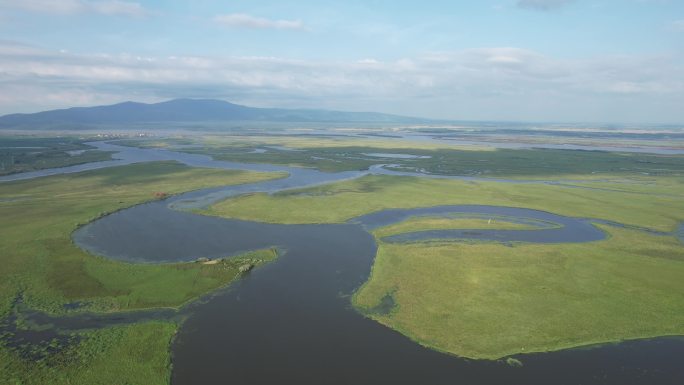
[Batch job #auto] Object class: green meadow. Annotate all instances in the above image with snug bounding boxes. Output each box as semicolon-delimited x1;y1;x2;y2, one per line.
372;216;541;238
354;226;684;359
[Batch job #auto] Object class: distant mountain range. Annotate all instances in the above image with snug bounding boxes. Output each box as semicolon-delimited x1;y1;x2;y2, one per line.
0;99;427;129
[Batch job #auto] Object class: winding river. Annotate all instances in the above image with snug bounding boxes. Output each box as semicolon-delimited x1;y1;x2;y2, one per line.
2;142;683;385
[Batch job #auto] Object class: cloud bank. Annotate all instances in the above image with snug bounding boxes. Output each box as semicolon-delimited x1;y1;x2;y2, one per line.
517;0;576;11
671;19;684;31
0;0;148;17
0;41;682;123
214;14;305;30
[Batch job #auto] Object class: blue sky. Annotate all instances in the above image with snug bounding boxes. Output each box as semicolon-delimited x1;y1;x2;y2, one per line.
0;0;683;123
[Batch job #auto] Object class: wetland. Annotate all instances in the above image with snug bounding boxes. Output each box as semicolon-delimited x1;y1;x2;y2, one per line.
1;135;683;385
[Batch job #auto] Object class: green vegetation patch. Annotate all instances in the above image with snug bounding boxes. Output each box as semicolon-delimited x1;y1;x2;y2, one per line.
0;161;284;317
1;321;176;385
353;226;684;359
0;136;113;176
373;215;543;238
205;174;684;232
120;136;684;176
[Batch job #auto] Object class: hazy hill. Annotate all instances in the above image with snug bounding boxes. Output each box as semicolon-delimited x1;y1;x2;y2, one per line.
0;99;426;129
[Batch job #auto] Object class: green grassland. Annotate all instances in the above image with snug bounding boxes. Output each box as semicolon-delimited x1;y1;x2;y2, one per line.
372;216;540;238
203;171;684;359
354;226;684;359
118;134;493;152
205;174;684;232
0;137;113;176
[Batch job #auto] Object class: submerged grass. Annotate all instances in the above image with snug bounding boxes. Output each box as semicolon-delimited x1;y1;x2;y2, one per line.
1;321;177;385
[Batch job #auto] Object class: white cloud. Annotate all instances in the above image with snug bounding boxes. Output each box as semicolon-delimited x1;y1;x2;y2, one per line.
670;19;684;31
357;59;380;65
0;41;682;123
516;0;576;11
214;13;305;31
0;0;148;17
88;0;146;17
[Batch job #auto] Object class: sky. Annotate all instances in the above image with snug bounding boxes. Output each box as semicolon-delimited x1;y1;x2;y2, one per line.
0;0;683;124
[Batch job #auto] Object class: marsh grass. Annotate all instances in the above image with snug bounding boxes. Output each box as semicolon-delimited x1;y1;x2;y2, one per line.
0;161;282;316
353;226;684;359
1;321;177;385
372;216;542;238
